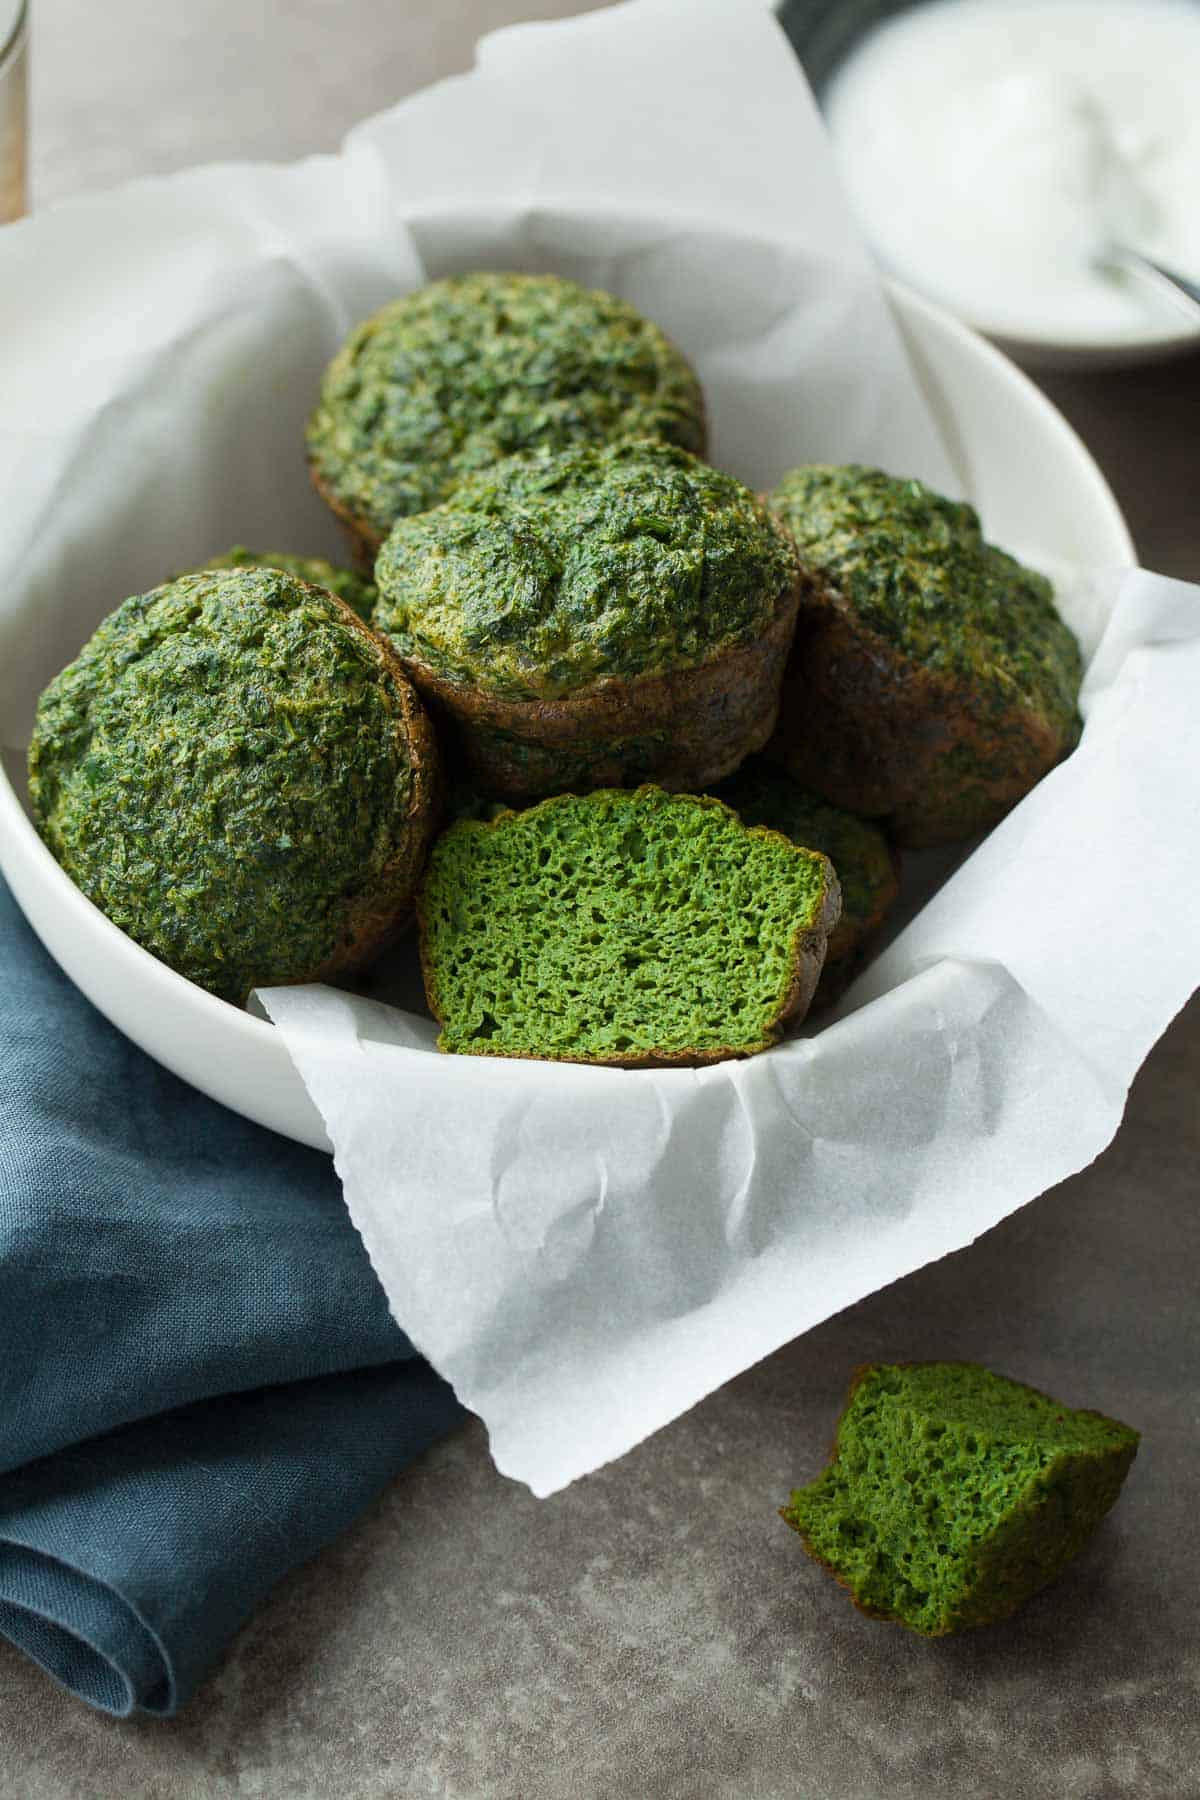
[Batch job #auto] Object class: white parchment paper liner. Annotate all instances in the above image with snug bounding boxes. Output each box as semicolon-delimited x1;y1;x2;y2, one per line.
2;1;1197;1495
261;564;1200;1494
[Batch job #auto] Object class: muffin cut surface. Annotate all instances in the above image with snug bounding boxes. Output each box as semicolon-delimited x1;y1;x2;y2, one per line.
781;1362;1139;1636
711;758;899;1005
418;786;840;1065
28;568;438;1005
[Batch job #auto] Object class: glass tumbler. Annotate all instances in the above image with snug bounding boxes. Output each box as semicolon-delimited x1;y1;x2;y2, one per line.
0;0;27;224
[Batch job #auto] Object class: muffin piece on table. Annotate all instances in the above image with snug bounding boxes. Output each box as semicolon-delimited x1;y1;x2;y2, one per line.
417;786;841;1066
781;1362;1139;1636
765;465;1083;847
306;272;707;562
195;545;377;621
373;440;801;798
711;758;899;1006
28;568;439;1005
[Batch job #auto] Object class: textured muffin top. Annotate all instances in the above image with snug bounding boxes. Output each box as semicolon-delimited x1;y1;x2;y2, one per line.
197;546;377;622
307;272;707;542
781;1362;1139;1637
711;759;896;956
28;569;428;1004
374;440;799;701
418;785;839;1064
767;464;1082;732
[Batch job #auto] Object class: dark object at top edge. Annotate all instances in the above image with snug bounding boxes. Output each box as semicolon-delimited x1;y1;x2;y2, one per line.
775;0;930;96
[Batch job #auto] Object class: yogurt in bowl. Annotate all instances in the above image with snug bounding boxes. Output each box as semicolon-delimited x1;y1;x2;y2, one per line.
814;0;1200;365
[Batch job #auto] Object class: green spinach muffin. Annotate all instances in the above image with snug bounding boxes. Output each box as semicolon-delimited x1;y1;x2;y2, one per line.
781;1362;1138;1636
374;440;801;798
765;466;1083;847
28;568;439;1005
417;785;841;1066
306;272;707;560
196;546;376;622
711;759;899;1006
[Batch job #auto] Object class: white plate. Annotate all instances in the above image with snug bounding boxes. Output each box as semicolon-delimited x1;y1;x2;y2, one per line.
0;278;1135;1151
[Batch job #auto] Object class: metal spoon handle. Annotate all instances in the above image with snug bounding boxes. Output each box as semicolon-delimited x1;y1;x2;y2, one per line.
1107;244;1200;321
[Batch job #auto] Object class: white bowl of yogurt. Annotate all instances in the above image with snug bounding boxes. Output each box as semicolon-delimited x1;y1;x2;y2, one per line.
781;0;1200;367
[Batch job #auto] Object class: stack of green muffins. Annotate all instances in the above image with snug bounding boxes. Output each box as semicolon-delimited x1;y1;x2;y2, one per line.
29;270;1083;1062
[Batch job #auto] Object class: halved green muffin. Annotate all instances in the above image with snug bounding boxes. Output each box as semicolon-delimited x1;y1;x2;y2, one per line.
417;785;841;1066
374;440;801;798
781;1362;1139;1636
765;465;1083;847
711;759;899;1006
28;568;439;1004
196;546;377;622
307;271;707;561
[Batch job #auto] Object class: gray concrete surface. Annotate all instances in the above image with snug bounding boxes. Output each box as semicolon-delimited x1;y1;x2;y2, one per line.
4;3;1199;1794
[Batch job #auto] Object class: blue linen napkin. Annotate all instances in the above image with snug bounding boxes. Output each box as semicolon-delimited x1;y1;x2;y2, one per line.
0;876;464;1716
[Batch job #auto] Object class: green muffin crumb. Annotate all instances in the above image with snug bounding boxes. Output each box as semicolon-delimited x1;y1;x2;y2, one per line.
374;440;798;701
307;272;707;546
782;1363;1139;1636
198;546;377;622
768;464;1081;739
711;758;898;1003
28;568;436;1004
418;785;840;1065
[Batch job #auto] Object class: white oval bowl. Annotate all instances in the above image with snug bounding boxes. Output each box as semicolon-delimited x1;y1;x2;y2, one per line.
0;278;1135;1151
778;2;1200;372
